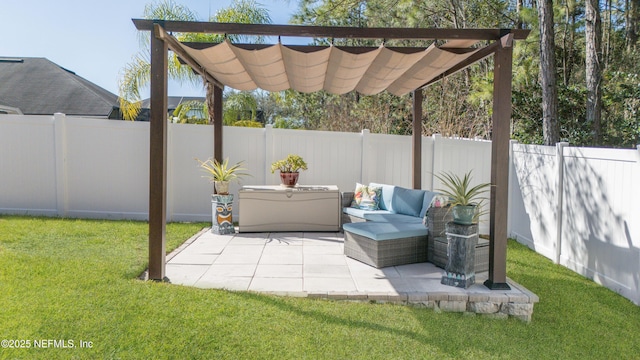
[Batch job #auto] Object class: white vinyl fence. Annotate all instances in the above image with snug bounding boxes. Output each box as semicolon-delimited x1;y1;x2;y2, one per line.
0;114;492;233
2;114;639;305
509;141;640;305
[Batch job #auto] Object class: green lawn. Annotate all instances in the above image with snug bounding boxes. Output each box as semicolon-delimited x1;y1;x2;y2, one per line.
0;216;638;359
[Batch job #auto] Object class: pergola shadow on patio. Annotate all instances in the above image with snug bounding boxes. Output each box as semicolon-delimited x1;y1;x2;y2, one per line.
133;19;529;292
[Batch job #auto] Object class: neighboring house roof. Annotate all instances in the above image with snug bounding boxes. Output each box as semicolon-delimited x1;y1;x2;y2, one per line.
0;57;118;117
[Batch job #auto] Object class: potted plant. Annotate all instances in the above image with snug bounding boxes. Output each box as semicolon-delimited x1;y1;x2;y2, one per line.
196;157;250;194
270;154;308;187
435;170;490;225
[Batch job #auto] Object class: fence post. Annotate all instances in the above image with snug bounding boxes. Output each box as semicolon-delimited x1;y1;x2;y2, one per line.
507;140;518;237
361;129;370;184
431;134;442;191
53;113;68;217
265;124;273;183
166;122;174;221
555;142;569;264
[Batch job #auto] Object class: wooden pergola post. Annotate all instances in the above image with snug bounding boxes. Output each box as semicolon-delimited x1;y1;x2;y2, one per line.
484;33;514;290
412;89;423;189
213;84;223;163
148;22;169;281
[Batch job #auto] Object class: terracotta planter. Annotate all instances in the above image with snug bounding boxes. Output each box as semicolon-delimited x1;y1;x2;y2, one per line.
279;172;299;187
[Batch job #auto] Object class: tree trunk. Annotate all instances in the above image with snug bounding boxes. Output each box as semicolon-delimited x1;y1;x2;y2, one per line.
538;0;560;145
206;81;216;125
586;0;603;144
628;0;640;51
516;0;524;29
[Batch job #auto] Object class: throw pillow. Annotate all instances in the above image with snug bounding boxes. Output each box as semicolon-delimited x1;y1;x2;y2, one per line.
350;183;381;210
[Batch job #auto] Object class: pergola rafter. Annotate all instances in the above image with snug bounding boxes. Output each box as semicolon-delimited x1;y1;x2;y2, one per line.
134;19;529;291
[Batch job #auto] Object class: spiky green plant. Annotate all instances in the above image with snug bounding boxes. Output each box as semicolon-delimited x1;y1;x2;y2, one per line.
196;157;250;182
435;170;491;223
435;170;490;207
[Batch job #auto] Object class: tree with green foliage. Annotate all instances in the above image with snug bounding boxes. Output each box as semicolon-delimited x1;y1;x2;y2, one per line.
118;0;198;121
118;0;271;123
223;91;259;126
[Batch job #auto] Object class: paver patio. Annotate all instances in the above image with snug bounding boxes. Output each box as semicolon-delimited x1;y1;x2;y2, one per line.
165;229;538;320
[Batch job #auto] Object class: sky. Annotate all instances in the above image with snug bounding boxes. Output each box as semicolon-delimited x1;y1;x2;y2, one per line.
0;0;300;98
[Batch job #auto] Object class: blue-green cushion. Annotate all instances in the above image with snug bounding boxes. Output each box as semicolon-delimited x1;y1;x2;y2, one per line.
391;187;425;217
343;222;428;241
343;207;392;218
363;213;423;224
419;191;437;218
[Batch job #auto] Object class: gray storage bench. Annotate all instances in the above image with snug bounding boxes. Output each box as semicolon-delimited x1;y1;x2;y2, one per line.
342;221;428;268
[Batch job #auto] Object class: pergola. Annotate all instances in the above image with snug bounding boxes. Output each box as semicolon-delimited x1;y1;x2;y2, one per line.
133;19;529;290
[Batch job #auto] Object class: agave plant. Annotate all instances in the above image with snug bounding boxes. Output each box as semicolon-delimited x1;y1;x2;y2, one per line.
435;170;490;207
196;158;250;183
435;170;490;224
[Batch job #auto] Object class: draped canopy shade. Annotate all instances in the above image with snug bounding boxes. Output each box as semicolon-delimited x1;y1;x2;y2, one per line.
135;19;530;97
177;39;482;96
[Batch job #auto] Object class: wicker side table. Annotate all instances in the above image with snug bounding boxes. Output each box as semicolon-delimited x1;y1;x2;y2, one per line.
426;207;452;263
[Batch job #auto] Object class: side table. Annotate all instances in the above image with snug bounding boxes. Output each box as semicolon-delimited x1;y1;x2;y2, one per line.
441;222;478;289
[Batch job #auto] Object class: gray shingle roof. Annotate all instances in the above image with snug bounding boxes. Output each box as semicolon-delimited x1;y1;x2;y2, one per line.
0;57;118;117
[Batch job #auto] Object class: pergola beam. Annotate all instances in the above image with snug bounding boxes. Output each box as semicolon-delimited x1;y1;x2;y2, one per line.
134;19;529;41
154;24;224;89
420;40;501;89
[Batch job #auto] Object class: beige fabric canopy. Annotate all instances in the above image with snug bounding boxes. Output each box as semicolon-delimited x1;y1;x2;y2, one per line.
179;39;482;96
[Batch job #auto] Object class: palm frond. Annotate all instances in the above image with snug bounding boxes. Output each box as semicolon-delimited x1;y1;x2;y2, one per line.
118;53;150;121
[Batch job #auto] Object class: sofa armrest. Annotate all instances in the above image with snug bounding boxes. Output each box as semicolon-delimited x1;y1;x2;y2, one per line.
341;192;354;208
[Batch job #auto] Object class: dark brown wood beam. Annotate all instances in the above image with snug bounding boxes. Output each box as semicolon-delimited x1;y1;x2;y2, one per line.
421;40;502;89
134;19;530;41
148;24;169;282
484;33;514;290
412;90;423;189
154;24;224;89
213;84;223;163
182;42;435;54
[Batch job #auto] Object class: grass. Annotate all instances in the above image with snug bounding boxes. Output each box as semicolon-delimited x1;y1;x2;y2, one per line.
1;216;639;359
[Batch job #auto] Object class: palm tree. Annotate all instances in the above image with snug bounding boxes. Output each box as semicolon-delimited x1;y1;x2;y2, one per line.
223;91;259;125
118;0;272;122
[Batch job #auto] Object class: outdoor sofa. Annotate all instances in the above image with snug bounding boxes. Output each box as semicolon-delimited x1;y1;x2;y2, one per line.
341;183;436;268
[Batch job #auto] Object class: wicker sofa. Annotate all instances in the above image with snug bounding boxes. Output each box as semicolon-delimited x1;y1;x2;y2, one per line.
341;183;436;268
